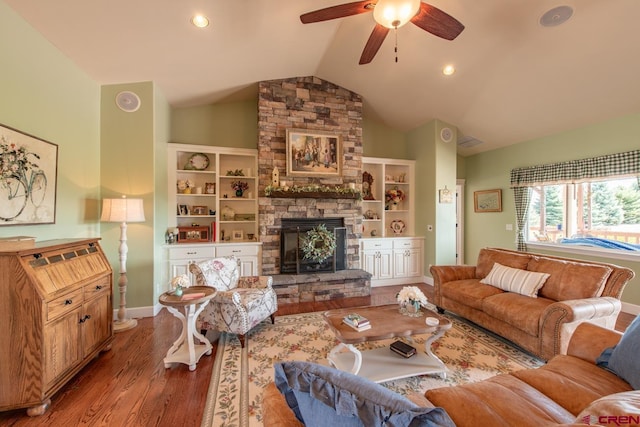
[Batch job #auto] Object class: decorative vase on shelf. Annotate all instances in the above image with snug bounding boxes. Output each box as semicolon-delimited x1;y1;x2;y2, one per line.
236;189;243;197
390;203;398;210
221;205;235;221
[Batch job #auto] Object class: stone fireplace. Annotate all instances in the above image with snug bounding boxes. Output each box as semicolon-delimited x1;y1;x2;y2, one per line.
257;76;364;276
256;76;370;302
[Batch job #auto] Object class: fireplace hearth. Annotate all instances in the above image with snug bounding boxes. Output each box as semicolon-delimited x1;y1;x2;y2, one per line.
280;218;346;274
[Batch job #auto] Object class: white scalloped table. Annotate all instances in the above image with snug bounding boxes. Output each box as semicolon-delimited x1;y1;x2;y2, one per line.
159;286;215;371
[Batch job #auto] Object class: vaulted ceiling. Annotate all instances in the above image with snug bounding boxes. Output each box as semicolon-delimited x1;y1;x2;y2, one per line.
5;0;640;155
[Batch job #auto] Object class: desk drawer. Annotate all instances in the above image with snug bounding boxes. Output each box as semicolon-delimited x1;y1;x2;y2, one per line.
47;288;83;321
84;277;111;300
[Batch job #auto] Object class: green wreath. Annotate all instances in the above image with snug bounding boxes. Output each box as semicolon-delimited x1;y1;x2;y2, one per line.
300;224;337;263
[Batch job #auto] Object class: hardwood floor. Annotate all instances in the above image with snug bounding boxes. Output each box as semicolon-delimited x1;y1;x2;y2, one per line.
0;284;634;426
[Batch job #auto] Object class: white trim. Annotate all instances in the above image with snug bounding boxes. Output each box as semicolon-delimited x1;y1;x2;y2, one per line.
622;302;640;316
527;242;640;263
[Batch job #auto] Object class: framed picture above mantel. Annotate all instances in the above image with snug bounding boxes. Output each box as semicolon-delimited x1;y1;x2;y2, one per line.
286;129;341;177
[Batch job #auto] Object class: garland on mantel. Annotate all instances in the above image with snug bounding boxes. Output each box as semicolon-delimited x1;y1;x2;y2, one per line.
264;184;361;200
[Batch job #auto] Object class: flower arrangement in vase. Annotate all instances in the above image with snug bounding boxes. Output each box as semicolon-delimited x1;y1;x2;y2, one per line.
385;187;406;210
231;180;249;197
171;274;190;297
396;286;428;317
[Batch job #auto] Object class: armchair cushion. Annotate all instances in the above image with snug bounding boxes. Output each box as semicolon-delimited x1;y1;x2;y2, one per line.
274;361;455;427
192;257;239;291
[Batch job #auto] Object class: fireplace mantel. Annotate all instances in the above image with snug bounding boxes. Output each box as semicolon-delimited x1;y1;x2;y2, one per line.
265;190;360;199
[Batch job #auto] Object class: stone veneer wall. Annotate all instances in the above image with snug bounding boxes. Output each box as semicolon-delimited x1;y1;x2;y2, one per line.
257;76;363;275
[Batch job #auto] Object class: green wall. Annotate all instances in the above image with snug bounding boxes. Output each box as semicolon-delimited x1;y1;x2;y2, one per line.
0;2;101;240
363;118;408;159
171;100;258;148
463;112;640;306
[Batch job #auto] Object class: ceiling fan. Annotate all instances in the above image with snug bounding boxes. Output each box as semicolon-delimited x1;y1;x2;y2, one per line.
300;0;464;64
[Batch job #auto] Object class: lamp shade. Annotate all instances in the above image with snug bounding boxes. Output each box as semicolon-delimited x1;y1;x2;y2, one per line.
373;0;420;29
101;197;145;223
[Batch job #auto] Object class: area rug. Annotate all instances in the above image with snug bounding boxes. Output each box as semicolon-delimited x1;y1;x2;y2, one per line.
201;308;543;427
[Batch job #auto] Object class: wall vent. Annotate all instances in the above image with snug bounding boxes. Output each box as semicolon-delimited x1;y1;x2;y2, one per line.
457;136;484;148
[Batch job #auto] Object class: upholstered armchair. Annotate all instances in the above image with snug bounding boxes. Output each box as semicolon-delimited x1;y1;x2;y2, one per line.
189;256;277;348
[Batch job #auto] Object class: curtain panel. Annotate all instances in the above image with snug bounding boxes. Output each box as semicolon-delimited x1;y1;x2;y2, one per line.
510;150;640;188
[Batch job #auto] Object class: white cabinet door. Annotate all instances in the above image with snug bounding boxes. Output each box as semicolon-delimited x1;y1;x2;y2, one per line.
362;248;393;280
393;248;421;278
377;249;394;280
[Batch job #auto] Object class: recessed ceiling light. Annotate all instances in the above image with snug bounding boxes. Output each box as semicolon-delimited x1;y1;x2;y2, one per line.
191;14;209;28
442;65;456;76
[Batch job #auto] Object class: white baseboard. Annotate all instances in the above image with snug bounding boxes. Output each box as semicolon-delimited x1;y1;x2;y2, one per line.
621;302;640;316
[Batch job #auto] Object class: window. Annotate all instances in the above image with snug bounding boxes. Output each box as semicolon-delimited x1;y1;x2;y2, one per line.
511;150;640;253
527;178;640;251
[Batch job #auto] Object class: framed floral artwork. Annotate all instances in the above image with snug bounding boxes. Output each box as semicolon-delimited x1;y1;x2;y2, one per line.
0;123;58;225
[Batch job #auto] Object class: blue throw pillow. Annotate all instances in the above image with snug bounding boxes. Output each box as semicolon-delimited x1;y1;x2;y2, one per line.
273;361;455;427
606;315;640;389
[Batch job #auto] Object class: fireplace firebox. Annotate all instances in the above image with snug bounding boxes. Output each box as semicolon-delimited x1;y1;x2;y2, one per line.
280;218;347;274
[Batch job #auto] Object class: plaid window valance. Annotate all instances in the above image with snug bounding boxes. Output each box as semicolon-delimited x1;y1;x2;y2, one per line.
510;150;640;188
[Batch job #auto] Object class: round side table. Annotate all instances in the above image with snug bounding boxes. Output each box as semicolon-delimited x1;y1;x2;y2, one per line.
159;286;215;371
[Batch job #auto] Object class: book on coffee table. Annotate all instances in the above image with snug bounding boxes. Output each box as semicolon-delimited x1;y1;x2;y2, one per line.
342;319;372;332
343;313;370;329
390;340;416;358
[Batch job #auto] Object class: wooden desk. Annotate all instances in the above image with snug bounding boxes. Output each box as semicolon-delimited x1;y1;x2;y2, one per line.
159;286;215;371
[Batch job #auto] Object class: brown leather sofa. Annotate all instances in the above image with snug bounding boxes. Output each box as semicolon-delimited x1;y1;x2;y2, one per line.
430;247;634;360
424;322;636;426
262;323;638;426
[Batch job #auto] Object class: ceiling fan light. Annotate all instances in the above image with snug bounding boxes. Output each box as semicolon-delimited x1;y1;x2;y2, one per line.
373;0;421;29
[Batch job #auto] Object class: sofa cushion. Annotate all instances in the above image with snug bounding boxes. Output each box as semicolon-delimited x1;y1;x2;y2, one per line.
480;263;550;297
426;374;575;427
575;390;640;424
476;248;531;279
482;293;552;336
512;355;633;416
440;279;504;311
273;361;455;427
606;314;640;389
528;257;612;301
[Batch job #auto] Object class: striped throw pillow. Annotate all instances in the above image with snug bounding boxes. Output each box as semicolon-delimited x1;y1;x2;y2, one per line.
480;262;550;298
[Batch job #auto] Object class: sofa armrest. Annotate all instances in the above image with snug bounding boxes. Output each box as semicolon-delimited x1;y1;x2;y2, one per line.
430;265;477;284
566;322;622;364
237;275;274;289
539;297;621;359
262;382;304;427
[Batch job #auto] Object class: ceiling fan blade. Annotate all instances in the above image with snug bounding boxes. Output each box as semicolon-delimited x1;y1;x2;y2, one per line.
300;1;374;24
411;2;465;41
359;24;390;65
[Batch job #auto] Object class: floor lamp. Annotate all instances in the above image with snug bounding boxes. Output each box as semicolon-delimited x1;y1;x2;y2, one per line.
101;195;145;332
